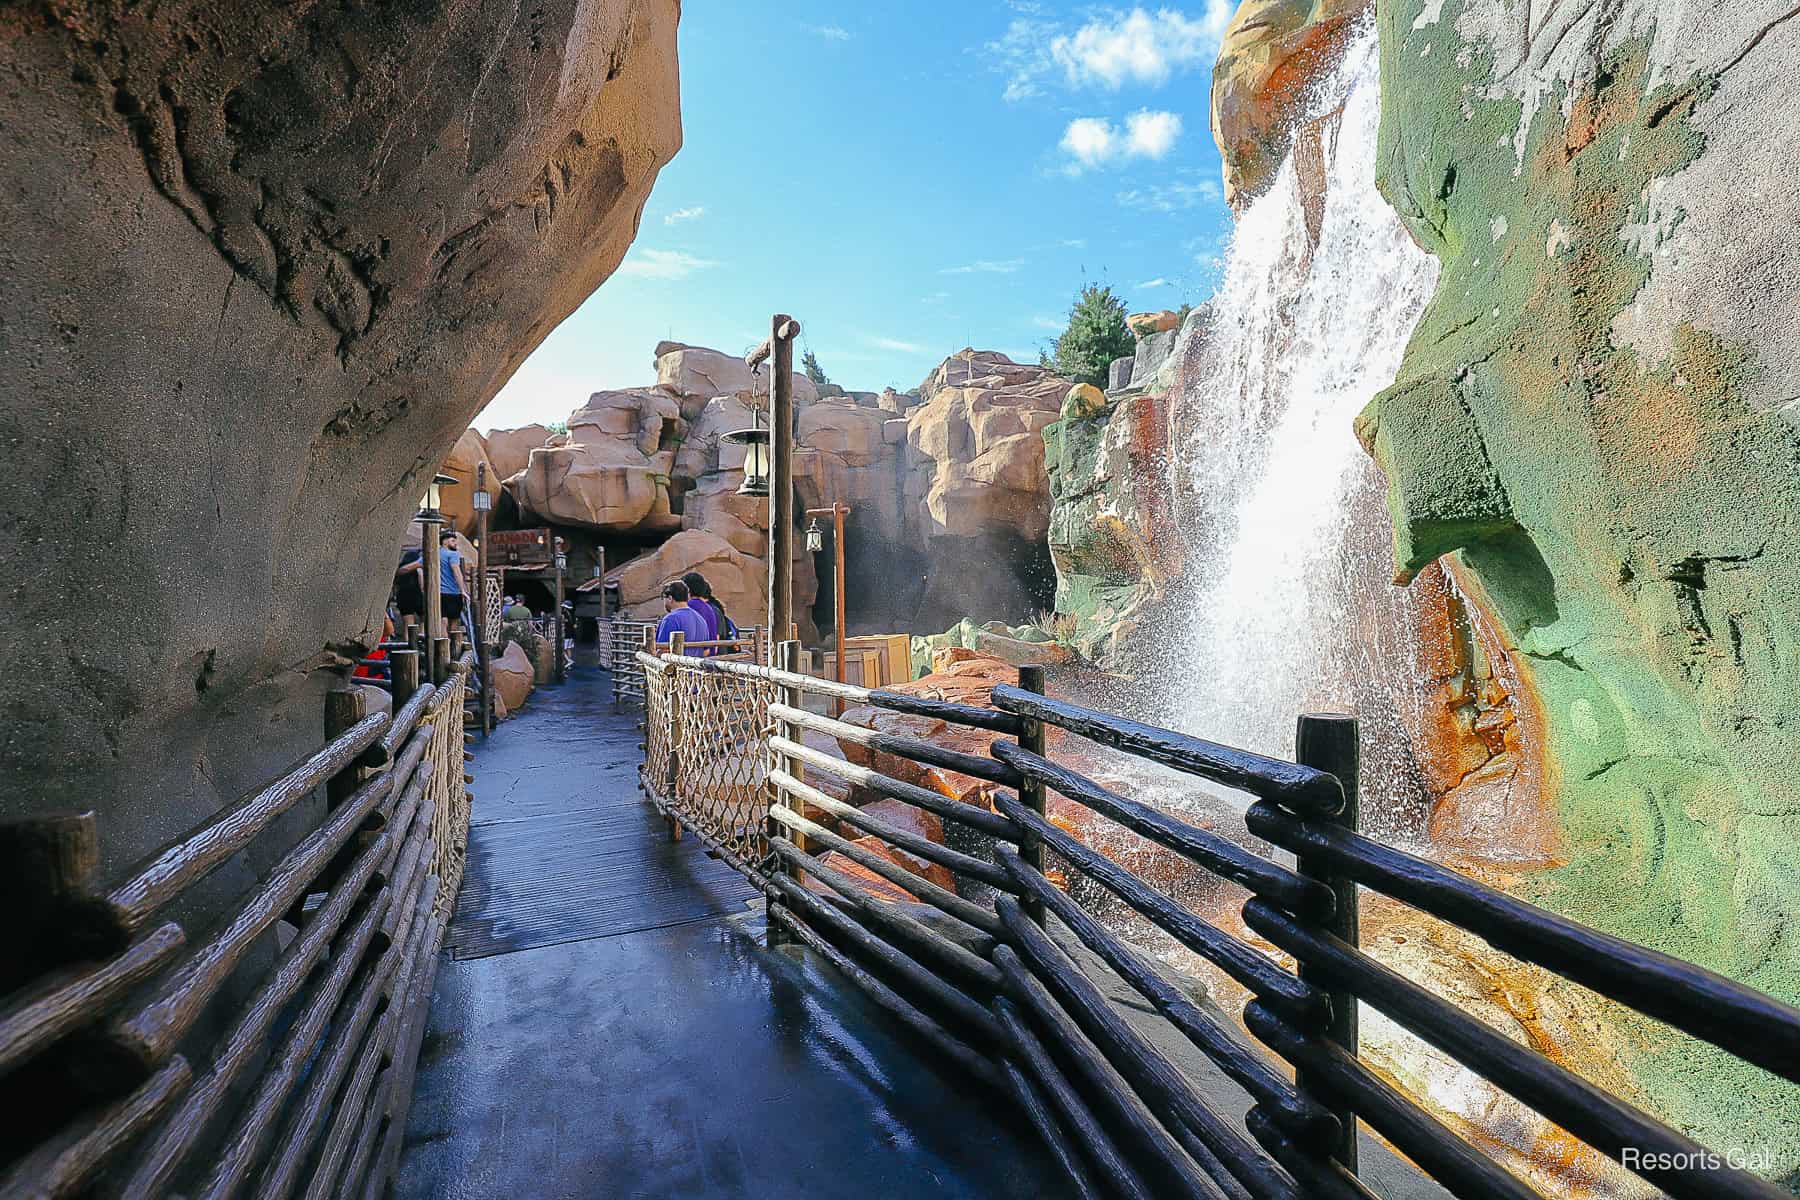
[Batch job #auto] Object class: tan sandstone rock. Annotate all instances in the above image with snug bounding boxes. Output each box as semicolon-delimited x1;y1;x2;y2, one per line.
493;641;535;714
484;423;555;480
510;388;682;534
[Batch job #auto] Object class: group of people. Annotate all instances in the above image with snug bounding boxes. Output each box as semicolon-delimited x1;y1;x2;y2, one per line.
656;572;736;654
393;529;475;631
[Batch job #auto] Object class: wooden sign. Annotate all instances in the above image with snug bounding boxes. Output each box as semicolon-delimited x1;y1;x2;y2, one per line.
487;527;552;567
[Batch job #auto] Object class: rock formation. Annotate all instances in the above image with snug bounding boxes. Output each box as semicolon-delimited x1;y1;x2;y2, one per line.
1212;0;1372;209
1360;0;1800;1155
0;1;683;879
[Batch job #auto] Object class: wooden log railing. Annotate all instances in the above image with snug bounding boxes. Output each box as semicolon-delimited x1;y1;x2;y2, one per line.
0;650;476;1200
637;650;1800;1200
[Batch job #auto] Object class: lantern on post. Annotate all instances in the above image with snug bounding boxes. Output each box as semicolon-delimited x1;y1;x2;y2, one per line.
472;486;492;513
722;422;771;497
805;517;823;554
417;472;457;521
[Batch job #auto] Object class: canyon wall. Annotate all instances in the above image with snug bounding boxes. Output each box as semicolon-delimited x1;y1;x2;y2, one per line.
1363;0;1800;1149
0;2;682;886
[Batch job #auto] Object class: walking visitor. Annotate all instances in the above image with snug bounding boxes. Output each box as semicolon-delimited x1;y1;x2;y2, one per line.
655;579;708;653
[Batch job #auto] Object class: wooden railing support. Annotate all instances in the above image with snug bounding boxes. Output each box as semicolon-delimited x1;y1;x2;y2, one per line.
1293;712;1360;1174
766;639;804;948
1016;665;1048;925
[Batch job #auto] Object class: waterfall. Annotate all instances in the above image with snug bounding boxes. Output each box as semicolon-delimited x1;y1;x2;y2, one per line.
1155;25;1442;842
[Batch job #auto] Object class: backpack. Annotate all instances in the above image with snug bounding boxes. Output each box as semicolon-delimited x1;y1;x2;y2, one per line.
709;598;736;640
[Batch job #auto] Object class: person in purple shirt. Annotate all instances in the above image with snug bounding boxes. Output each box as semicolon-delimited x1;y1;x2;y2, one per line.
655;579;709;654
683;575;719;643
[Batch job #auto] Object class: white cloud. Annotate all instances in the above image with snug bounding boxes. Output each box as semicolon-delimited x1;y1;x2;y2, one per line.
807;23;850;40
1058;109;1183;173
939;258;1026;275
662;205;706;226
868;335;926;353
1125;109;1182;158
1052;6;1231;89
617;249;719;280
986;16;1059;102
1135;277;1172;289
1116;175;1222;212
1032;315;1064;330
1061;238;1088;249
922;291;952;304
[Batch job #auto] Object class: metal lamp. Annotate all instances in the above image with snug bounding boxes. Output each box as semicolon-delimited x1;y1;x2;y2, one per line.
722;424;771;497
555;552;568;571
472;487;492;512
417;472;457;520
805;518;823;554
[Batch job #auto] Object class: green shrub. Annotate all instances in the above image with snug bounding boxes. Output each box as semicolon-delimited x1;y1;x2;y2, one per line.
1046;284;1134;387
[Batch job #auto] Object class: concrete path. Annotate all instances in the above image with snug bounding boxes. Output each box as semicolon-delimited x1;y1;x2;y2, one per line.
394;668;1061;1200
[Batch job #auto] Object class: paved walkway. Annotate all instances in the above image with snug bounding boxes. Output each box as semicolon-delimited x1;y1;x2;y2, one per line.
395;668;1061;1200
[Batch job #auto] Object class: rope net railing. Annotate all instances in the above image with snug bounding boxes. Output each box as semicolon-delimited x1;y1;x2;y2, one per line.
634;647;1800;1200
639;652;775;884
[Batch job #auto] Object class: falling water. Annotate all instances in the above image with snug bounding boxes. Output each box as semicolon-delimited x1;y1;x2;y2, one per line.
1155;25;1441;841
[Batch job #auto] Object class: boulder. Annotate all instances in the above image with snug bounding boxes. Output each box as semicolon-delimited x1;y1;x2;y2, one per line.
509;388;682;534
0;0;683;873
441;427;497;533
484;424;555;480
492;641;535;714
1211;0;1370;209
1126;311;1180;338
654;340;818;411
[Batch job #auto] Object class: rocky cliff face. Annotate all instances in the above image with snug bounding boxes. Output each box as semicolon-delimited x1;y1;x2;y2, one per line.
0;1;682;876
1363;0;1800;1151
480;345;1067;640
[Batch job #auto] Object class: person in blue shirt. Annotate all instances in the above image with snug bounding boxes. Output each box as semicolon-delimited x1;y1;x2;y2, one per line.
436;530;471;624
655;579;709;653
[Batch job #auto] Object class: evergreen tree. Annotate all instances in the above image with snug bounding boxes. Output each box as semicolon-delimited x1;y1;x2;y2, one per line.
1047;283;1134;387
801;349;832;391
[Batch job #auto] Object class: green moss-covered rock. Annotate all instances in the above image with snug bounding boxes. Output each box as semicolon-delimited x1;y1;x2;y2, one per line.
1043;390;1179;665
1369;0;1800;1162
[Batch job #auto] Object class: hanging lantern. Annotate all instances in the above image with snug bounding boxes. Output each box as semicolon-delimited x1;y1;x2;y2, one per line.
722;425;771;496
805;517;823;554
472;487;492;512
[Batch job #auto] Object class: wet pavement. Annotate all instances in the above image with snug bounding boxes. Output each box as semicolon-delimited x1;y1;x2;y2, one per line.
395;668;1062;1199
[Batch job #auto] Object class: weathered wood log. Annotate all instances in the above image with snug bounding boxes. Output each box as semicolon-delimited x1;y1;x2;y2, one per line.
993;945;1231;1200
360;913;448;1200
1245;803;1800;1087
768;703;1022;788
0;1056;191;1200
295;883;437;1200
997;1052;1104;1200
1013;665;1048;924
0;813;117;985
380;680;439;758
769;768;1016;893
993;996;1156;1200
1245;1002;1545;1200
994;848;1335;1146
1243;1108;1382;1200
990;741;1331;920
1241;900;1793;1200
114;793;417;1200
994;795;1328;1025
766;804;1001;934
768;904;1002;1090
769;839;1001;990
0;923;184;1079
767;873;1000;1039
769;735;1016;839
187;816;419;1200
97;769;396;1077
991;684;1344;817
330;1099;387;1200
104;710;392;935
997;899;1297;1200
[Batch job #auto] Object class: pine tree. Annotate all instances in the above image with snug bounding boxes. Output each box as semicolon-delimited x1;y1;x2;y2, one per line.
801;349;832;391
1048;283;1134;387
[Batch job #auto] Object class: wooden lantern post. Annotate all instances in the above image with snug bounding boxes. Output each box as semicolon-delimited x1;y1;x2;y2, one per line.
553;537;567;685
748;314;800;664
805;503;852;708
474;463;493;735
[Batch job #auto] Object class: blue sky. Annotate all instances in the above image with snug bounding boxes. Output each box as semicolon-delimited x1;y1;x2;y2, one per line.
477;1;1237;430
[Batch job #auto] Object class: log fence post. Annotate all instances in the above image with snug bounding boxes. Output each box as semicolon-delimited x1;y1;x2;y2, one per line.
1294;712;1361;1174
1017;664;1048;924
767;639;804;948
